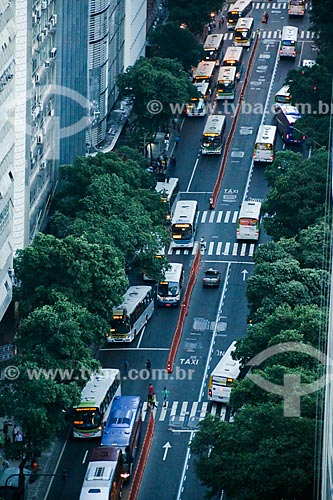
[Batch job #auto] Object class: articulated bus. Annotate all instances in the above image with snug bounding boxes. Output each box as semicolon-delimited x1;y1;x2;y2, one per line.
222;46;243;81
186;81;210;117
275;104;305;144
217;66;237;100
253;125;277;163
102;396;142;480
203;33;224;66
155;177;179;222
208;341;241;403
233;17;254;47
73;369;121;439
79;446;123;500
108;286;154;342
193;61;216;84
288;0;305;16
201;115;226;155
227;0;252;29
171;200;198;248
157;263;184;307
236;201;261;241
279;26;298;58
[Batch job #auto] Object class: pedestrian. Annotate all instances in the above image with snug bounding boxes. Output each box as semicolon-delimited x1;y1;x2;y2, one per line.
174;135;180;147
145;359;152;375
200;236;207;253
164;138;170;151
12;424;19;442
147;383;154;407
15;431;23;443
163;387;169;407
152;393;158;409
123;359;129;377
207;24;211;34
218;16;223;29
172;117;178;130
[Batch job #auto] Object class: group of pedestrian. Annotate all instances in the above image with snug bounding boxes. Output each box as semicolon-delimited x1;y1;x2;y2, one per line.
147;384;169;409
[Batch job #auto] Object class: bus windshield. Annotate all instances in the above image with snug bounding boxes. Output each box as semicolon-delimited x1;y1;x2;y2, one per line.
240;217;257;226
158;281;179;297
73;408;102;431
282;40;296;46
172;223;192;241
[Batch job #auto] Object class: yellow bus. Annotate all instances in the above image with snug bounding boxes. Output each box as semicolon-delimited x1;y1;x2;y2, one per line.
203;33;224;66
227;0;252;29
217;66;237;100
222;46;243;81
233;17;254;47
253;125;277;163
193;61;216;83
201;115;226;155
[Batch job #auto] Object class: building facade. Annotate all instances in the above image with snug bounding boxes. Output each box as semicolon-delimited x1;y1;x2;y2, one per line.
124;0;147;70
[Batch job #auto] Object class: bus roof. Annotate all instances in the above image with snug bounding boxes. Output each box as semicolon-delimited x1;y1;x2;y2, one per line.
277;104;301;124
239;200;261;219
160;263;183;283
102;396;141;448
193;61;215;80
255;125;277;144
211;341;240;380
228;0;252;13
235;17;253;30
155;177;179;201
281;25;298;40
76;369;120;409
223;46;243;63
217;66;237;82
80;447;121;500
203;115;226;136
275;85;291;102
113;286;152;316
193;81;210;97
203;33;223;51
172;200;198;225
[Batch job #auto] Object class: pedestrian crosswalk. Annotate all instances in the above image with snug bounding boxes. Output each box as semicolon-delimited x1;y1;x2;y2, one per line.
198;210;239;224
141;400;227;423
223;30;315;41
168;240;255;257
254;2;287;8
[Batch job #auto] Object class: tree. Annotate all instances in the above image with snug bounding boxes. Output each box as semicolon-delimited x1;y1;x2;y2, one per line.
149;22;204;71
117;57;195;134
191;404;315;500
310;0;333;64
168;0;220;35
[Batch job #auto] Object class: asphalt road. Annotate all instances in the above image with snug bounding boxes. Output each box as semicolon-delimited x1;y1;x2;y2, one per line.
46;4;314;499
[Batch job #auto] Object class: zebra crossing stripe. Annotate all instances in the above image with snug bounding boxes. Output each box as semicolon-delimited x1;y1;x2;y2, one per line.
223;242;230;255
159;402;168;421
301;30;305;38
232;243;238;256
216;211;223;223
240;243;247;257
224;211;231;223
201;210;208;224
170;401;178;417
232;211;238;224
216;242;222;255
249;244;255;257
268;30;272;38
199;402;208;420
192;242;199;255
190;402;198;419
208;211;215;223
208;242;214;255
142;402;148;422
175;249;181;255
168;244;173;255
220;405;227;421
210;403;217;416
179;401;188;421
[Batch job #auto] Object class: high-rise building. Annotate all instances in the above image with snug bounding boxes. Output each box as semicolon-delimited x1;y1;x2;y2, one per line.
124;0;147;70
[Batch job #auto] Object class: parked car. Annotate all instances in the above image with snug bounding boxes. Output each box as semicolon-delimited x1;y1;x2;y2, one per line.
203;269;221;287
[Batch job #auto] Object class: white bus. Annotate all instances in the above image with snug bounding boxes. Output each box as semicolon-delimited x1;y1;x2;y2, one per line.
193;61;216;84
222;46;243;81
201;115;226;155
279;26;298;58
73;369;121;438
227;0;253;29
79;447;123;500
274;84;291;104
217;66;237;101
288;0;305;16
186;81;210;117
253;125;277;163
108;286;154;342
208;341;241;403
233;17;254;47
155;177;179;222
171;200;198;248
236;201;261;241
203;33;224;66
157;263;184;307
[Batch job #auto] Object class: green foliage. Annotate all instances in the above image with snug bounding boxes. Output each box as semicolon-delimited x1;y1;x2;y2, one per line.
149;22;204;71
117;57;195;134
311;0;333;61
168;0;220;34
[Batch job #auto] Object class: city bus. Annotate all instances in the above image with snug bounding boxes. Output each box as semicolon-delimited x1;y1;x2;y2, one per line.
253;125;277;163
216;66;237;100
157;263;184;307
233;17;254;47
274;84;291;104
203;33;224;66
102;396;142;480
275;104;305;144
279;26;298;58
288;0;305;16
73;369;121;439
201;115;226;155
107;286;154;342
79;446;123;500
171;200;198;248
236;200;261;241
222;46;243;81
186;81;210;117
193;61;215;84
155;177;179;222
208;341;241;403
227;0;253;29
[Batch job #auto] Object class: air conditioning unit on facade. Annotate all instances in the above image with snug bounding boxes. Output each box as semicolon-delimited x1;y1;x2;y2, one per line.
35;72;41;83
41;1;48;10
49;47;57;59
40;162;47;170
45;60;50;68
37;135;43;144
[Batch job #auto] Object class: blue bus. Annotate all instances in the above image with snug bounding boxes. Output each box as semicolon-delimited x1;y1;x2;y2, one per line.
275;104;306;144
101;396;142;480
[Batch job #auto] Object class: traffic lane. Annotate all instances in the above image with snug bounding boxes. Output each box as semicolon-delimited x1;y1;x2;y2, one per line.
47;437;97;500
175;118;205;190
